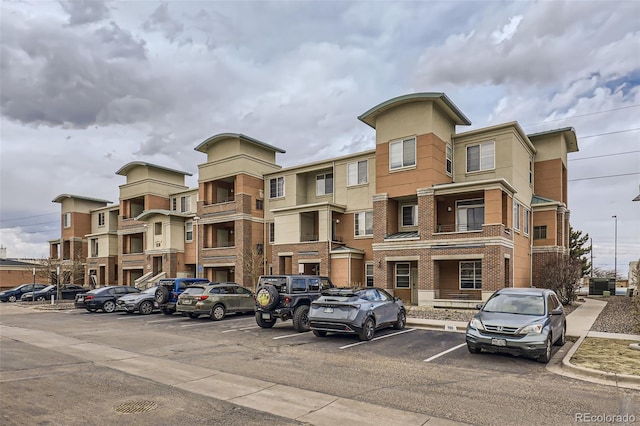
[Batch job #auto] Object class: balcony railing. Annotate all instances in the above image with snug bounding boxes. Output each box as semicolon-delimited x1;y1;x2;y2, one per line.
301;234;319;242
203;197;235;205
205;241;235;249
436;223;483;233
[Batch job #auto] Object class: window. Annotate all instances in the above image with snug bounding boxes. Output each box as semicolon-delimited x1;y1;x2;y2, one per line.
533;225;547;240
171;198;177;211
180;196;191;213
256;199;263;210
466;141;494;172
270;177;284;198
90;238;98;257
365;263;374;287
185;222;193;242
354;210;373;236
395;263;410;288
348;160;368;186
316;173;333;196
446;144;453;176
390;137;416;170
513;201;521;231
291;278;306;293
98;212;105;227
524;208;530;235
269;222;275;243
154;222;162;236
456;199;484;231
401;205;417;227
460;261;482;289
63;213;71;228
529;158;534;186
256;243;263;255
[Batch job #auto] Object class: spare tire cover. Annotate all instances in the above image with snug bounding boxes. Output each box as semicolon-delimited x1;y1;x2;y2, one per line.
256;285;279;310
155;286;170;304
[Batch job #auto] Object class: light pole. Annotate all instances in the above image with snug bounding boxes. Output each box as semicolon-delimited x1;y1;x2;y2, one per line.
194;216;200;278
612;215;617;284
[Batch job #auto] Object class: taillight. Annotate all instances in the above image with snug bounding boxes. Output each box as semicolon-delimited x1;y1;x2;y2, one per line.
283;296;291;304
196;295;209;301
85;295;94;301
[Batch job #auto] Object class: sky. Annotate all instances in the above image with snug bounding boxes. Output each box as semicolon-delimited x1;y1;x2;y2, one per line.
1;0;639;278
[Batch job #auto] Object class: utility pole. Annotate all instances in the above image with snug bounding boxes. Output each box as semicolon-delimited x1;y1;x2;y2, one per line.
612;215;617;283
590;238;593;278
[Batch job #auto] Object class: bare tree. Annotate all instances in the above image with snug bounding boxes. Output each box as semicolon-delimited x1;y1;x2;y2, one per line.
537;255;582;305
36;250;86;301
239;246;265;291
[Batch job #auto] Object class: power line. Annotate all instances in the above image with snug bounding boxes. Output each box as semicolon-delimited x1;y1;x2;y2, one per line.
0;212;59;223
522;104;640;127
580;128;640;139
569;150;640;161
1;220;59;228
569;172;640;182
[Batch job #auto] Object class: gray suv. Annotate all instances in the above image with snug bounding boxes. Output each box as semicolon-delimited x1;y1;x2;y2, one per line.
254;275;335;332
466;287;566;363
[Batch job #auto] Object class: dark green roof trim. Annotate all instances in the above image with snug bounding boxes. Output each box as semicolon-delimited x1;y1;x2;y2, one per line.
531;195;559;204
527;127;578;153
134;210;194;221
384;231;420;240
358;93;471;128
194;133;285;154
115;162;192;177
52;194;112;204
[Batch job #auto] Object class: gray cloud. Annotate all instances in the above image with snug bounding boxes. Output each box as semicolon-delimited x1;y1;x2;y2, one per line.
59;0;111;26
143;2;184;42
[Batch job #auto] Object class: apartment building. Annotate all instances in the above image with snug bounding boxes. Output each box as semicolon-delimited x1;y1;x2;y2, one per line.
48;92;577;306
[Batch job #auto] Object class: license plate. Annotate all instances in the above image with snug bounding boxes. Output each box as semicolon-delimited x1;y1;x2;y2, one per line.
491;338;507;347
324;307;334;313
77;297;83;302
262;313;271;320
182;300;191;305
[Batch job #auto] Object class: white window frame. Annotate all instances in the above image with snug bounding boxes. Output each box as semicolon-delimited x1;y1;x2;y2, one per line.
316;173;333;196
401;205;418;227
269;177;285;199
529;158;534;186
180;196;191;213
269;222;275;243
523;208;530;236
446;144;453;176
456;199;484;232
365;263;374;287
534;225;547;240
466;141;495;173
460;261;482;289
389;137;416;170
90;238;98;257
354;210;373;237
98;212;105;227
63;212;71;228
185;222;193;242
513;201;521;231
395;263;411;288
348;160;368;186
154;222;162;236
171;197;177;211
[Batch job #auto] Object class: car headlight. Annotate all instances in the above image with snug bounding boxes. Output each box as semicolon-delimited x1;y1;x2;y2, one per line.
519;323;543;334
469;317;484;330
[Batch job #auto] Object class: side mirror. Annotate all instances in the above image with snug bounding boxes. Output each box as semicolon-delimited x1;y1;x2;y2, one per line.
476;303;484;310
550;307;563;316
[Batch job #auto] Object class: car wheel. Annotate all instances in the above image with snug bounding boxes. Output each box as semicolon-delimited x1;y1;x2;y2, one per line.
538;336;552;364
102;300;116;313
255;285;279;311
554;323;566;346
139;301;154;315
393;309;406;330
255;312;276;328
155;286;170;304
313;330;327;337
467;342;481;354
292;305;310;332
210;304;226;321
359;317;375;341
8;295;17;302
36;296;46;302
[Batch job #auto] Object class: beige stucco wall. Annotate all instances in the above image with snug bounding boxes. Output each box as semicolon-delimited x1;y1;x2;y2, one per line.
119;180;188;200
375;102;456;146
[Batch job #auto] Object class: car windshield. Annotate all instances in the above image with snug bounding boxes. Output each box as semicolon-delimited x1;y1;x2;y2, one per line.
142;286;158;294
182;287;205;295
482;294;545;316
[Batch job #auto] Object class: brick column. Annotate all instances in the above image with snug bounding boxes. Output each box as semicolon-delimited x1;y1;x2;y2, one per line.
417;188;435;238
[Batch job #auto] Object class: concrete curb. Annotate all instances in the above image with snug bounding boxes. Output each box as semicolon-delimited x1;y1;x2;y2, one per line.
561;334;640;388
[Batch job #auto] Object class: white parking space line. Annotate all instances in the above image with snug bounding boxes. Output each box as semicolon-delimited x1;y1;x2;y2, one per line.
339;328;416;349
222;326;259;333
272;332;309;340
146;318;186;324
180;322;213;328
423;343;466;362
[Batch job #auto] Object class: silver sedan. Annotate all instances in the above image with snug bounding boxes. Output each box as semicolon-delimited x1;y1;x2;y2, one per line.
308;287;406;341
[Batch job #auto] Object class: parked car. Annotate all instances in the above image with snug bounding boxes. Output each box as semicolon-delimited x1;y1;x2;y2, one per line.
254;275;335;332
308;287;406;341
21;284;87;301
465;287;566;363
155;277;210;315
116;286;161;315
75;286;140;313
0;283;48;302
177;282;254;320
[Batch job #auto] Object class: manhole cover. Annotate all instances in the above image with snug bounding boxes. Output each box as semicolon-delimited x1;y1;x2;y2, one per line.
115;400;158;413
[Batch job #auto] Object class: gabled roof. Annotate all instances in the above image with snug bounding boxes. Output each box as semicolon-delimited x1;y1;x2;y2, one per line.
194;133;285;154
134;209;195;221
0;258;41;267
115;162;192;177
358;93;471;129
527;127;579;153
52;194;112;204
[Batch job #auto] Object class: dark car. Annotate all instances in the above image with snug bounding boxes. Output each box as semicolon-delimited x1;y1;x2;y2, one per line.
0;283;48;302
21;284;87;302
75;286;140;313
176;283;254;320
465;287;566;363
308;287;406;341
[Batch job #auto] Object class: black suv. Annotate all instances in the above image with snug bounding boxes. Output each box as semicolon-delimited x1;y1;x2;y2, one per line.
254;275;335;332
